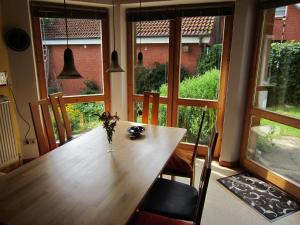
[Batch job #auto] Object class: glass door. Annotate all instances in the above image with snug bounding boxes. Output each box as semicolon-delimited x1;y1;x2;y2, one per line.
241;3;300;197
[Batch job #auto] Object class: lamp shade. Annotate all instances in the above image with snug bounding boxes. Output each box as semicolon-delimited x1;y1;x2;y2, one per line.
57;47;82;79
106;50;124;72
135;51;145;69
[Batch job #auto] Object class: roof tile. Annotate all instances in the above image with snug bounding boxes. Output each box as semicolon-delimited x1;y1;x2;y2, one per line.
42;16;215;40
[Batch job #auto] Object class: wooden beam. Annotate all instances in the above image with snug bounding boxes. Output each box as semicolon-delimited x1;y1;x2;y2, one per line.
31;17;48;98
251;108;300;130
102;18;111;113
127;22;134;121
171;18;182;127
176;98;218;108
215;15;233;157
63;95;105;104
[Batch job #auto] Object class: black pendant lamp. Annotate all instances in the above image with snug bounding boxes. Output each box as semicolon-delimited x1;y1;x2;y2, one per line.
57;0;82;79
135;0;144;69
107;0;124;72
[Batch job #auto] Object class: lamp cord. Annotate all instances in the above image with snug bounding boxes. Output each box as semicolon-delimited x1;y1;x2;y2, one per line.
8;85;31;141
64;0;69;48
113;0;116;50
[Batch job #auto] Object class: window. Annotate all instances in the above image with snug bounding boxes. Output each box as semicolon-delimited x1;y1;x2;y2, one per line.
241;3;300;197
31;3;110;135
40;18;104;96
127;4;234;157
275;6;287;18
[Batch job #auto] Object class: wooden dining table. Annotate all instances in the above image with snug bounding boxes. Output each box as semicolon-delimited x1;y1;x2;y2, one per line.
0;121;186;225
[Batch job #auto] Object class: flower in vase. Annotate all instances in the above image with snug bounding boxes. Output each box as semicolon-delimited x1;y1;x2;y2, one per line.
95;112;120;143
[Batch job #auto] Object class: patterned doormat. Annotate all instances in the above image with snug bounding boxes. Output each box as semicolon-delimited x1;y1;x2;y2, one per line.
217;173;299;222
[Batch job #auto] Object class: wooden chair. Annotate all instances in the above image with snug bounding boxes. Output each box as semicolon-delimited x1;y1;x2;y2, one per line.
131;211;190;225
137;125;218;224
29;99;57;155
49;92;72;144
162;109;207;186
142;91;160;125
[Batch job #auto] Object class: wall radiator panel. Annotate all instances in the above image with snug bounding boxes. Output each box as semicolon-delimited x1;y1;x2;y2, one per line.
0;100;18;168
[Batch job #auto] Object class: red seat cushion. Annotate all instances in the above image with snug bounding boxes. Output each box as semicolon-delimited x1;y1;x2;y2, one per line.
164;148;193;175
133;212;192;225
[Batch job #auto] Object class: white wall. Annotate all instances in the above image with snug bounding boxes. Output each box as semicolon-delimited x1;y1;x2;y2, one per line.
219;0;257;163
109;4;128;120
2;0;40;158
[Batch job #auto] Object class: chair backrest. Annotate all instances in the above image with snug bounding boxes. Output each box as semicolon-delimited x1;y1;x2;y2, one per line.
29;99;57;155
49;92;72;144
194;124;219;225
142;92;160;125
192;108;207;164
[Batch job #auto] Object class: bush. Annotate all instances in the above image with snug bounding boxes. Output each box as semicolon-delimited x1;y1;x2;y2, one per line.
56;80;104;135
160;69;220;143
80;80;100;95
135;62;190;94
66;103;104;135
196;44;223;75
268;42;300;106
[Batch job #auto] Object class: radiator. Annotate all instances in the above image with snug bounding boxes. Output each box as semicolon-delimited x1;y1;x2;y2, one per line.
0;100;18;168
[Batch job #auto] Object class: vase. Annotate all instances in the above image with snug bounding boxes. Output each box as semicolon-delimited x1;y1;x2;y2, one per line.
107;141;113;152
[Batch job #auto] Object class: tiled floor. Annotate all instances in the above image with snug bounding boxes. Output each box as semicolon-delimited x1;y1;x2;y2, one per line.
171;159;300;225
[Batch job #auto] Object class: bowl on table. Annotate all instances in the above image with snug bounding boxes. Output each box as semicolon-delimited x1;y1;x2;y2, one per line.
127;126;145;137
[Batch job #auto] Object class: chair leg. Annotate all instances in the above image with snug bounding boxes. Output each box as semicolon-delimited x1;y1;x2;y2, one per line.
190;171;195;186
171;175;175;181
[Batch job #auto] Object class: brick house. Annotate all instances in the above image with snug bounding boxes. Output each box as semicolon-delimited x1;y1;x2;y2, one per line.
273;4;300;41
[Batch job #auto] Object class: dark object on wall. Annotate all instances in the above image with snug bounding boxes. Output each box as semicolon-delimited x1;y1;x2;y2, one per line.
4;28;30;52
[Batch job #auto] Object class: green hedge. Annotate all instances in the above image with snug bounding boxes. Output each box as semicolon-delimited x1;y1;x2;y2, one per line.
196;44;222;76
160;69;220;143
268;42;300;106
135;63;189;94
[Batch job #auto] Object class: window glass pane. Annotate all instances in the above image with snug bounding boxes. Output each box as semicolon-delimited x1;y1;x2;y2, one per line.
134;102;167;126
178;106;216;145
40;18;104;96
275;6;287;18
247;116;300;185
66;102;104;135
178;16;224;100
255;5;300;119
134;20;169;96
49;102;104;140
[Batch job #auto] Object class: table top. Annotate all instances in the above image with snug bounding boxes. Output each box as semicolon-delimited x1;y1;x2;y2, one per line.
0;121;186;225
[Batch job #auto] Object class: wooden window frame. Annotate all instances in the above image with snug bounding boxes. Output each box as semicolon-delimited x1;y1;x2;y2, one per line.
31;8;111;111
127;13;233;158
239;10;300;198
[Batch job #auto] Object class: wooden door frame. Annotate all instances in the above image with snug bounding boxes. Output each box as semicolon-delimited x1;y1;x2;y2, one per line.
126;14;233;158
239;10;300;199
31;10;111;111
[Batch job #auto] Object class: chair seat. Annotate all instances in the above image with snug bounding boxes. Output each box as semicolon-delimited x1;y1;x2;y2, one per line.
164;148;193;175
133;211;192;225
139;178;198;220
